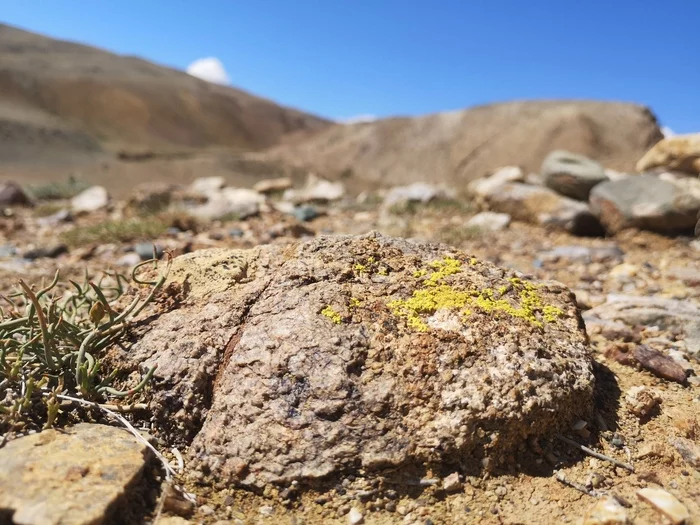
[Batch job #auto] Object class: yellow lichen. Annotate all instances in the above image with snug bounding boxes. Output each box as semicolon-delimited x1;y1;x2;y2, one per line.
413;269;427;278
321;306;342;324
425;256;463;286
388;258;564;332
354;263;367;273
349;297;362;308
378;267;388;276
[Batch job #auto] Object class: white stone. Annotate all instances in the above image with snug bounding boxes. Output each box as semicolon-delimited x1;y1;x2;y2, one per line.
347;507;364;525
190;176;226;196
465;212;511;232
71;186;109;213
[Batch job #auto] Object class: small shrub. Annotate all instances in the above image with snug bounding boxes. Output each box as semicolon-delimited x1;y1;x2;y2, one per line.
0;257;171;434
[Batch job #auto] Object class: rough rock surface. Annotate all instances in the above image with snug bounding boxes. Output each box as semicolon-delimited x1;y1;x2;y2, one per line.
589;175;700;233
477;182;603;236
636;133;700;175
121;232;594;488
541;150;608;201
0;423;150;525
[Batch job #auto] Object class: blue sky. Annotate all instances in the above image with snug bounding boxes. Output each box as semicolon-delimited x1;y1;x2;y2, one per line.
2;1;698;132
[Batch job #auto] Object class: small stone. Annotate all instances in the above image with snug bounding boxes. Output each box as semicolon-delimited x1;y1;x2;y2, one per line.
582;497;628;525
258;505;274;516
625;386;661;418
670;437;700;469
22;244;68;260
134;242;164;261
347;507;364;525
636;487;690;525
293;205;320;222
228;228;244;238
190;176;226;195
442;472;463;493
198;505;215;515
116;253;143;267
71;186;109;213
464;212;511;232
253;177;293;194
0;182;32;206
0;244;17;258
397;505;409;516
633;345;688;384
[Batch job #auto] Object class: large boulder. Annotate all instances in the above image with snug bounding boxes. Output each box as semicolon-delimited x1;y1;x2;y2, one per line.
120;233;594;489
541;150;608;200
478;182;603;236
589;175;700;234
636;133;700;175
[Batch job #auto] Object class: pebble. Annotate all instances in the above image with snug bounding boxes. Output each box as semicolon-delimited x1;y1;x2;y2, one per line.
22;244;68;260
258;505;274;516
0;244;17;258
347;507;364;524
581;497;628;525
293;205;319;222
442;472;462;493
636;487;690;525
116;253;142;267
198;504;215;515
134;242;164;261
625;386;661;418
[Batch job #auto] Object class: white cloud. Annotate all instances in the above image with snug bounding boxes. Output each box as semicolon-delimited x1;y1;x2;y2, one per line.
341;114;378;125
661;126;675;138
186;57;230;85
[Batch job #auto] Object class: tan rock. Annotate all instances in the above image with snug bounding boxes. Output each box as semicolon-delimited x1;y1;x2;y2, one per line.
636;487;690;525
122;232;595;489
0;423;150;525
253;177;293;194
582;497;629;525
636;133;700;175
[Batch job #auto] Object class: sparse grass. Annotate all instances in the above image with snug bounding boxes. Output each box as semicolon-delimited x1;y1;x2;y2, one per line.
60;217;168;247
388;198;473;216
24;177;91;201
0;256;171;435
32;203;66;217
436;225;486;247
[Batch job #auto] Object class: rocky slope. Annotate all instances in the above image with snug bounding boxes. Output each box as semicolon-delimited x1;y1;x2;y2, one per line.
0;23;331;164
257;100;663;188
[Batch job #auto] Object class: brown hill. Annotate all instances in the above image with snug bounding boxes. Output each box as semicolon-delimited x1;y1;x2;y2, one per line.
257;100;663;189
0;23;330;165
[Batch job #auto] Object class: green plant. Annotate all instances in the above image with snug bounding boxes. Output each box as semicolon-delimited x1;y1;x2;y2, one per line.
60;217;168;247
0;256;171;434
24;177;91;201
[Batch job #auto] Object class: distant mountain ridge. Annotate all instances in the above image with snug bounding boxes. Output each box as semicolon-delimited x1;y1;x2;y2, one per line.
256;100;664;188
0;23;331;164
